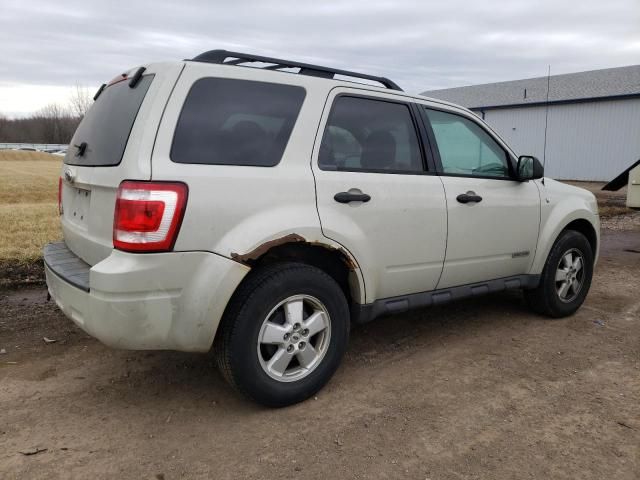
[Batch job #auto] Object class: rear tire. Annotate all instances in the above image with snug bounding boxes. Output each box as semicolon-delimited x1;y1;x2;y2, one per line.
524;230;593;318
215;262;350;407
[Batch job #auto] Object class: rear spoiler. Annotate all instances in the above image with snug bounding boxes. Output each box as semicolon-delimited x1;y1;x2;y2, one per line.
93;67;147;101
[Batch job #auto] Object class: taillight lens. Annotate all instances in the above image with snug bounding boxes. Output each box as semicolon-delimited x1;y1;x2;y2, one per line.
113;181;188;252
58;177;63;215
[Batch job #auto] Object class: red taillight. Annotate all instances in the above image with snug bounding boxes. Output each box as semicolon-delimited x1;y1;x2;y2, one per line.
115;199;166;232
58;177;63;215
113;181;188;252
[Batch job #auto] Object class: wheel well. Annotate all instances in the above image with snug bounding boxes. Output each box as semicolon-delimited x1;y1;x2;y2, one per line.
563;219;597;254
243;241;358;304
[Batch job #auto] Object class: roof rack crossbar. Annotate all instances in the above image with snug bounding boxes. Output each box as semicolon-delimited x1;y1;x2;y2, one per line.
190;49;403;91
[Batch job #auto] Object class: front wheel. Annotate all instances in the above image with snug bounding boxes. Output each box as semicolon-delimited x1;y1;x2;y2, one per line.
525;230;594;318
215;262;350;407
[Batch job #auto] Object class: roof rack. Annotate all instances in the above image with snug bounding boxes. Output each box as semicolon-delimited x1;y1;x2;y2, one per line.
190;49;403;91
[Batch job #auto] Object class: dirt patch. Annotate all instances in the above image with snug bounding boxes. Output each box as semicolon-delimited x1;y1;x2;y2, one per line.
0;285;90;363
1;231;639;480
0;260;45;290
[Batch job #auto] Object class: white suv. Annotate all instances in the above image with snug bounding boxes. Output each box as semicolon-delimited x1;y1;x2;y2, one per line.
45;50;600;406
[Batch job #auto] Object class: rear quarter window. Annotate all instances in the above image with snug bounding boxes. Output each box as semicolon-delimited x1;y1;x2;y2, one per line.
65;75;154;167
170;78;306;167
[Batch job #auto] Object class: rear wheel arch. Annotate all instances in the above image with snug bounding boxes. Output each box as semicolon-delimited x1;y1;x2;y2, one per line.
214;261;351;406
246;241;363;305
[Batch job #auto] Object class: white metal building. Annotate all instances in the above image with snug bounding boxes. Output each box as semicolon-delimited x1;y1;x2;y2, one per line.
422;65;640;181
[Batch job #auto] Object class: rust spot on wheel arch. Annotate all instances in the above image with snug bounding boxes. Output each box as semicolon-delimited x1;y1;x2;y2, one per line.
230;235;359;271
306;240;359;271
333;246;358;270
230;234;306;264
344;250;358;270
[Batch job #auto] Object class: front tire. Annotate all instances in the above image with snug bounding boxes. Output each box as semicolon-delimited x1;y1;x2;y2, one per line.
525;230;594;318
215;262;350;407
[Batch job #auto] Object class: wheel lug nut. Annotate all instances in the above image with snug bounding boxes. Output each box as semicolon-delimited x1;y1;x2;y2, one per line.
302;329;309;336
293;323;300;331
287;345;294;353
283;333;290;340
298;342;305;349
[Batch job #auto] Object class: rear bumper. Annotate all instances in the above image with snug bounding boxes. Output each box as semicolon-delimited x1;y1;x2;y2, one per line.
44;242;249;352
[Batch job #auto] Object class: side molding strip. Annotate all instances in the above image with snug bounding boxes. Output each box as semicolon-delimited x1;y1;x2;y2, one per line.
352;274;540;324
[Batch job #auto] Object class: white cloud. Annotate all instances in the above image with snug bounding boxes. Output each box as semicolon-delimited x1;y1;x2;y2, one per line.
0;0;638;115
0;84;97;117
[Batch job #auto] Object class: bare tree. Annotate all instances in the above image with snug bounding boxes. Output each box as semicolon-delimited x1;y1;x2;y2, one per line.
37;103;63;143
0;83;89;143
32;103;80;143
0;112;6;139
69;84;93;118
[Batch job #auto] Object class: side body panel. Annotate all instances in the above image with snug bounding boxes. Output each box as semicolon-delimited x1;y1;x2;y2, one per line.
530;178;600;273
415;101;541;288
437;176;541;288
311;87;448;302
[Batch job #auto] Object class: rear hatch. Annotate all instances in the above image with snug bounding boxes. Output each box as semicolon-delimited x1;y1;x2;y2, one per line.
60;62;184;265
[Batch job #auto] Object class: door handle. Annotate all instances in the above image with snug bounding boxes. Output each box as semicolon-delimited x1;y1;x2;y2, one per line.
456;191;483;204
334;191;371;203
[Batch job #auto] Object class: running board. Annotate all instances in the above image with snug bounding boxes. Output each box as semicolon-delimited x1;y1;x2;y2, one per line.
352;274;540;324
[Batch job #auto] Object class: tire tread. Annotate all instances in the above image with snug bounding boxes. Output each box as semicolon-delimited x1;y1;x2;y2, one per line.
525;229;593;318
214;262;346;404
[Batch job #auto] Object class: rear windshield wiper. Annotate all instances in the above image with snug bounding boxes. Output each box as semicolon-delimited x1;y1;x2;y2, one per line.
93;84;106;101
74;142;88;157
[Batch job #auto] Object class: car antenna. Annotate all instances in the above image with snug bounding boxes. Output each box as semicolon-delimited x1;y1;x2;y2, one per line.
542;65;551;185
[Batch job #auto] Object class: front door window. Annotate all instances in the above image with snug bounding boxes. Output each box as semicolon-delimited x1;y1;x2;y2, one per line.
424;108;510;178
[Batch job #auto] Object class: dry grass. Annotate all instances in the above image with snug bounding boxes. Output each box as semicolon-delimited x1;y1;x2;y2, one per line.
0;153;61;204
0;150;63;162
0;203;60;262
0;150;62;263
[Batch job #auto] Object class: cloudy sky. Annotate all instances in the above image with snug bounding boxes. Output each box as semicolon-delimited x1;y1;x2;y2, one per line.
1;0;639;116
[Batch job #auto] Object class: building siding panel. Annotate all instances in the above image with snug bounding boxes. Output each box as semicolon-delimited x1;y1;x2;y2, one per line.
482;98;640;181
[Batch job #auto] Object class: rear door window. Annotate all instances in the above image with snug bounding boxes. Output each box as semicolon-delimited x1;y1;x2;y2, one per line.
171;78;306;167
319;96;424;173
65;75;154;166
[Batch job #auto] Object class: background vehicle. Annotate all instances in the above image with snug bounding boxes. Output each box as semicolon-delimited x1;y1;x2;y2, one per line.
44;50;600;406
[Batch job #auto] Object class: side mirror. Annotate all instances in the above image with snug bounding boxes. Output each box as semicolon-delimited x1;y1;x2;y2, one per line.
516;155;544;181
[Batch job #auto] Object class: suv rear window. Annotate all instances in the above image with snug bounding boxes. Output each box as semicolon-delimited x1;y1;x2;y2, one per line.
65;75;154;166
170;78;306;167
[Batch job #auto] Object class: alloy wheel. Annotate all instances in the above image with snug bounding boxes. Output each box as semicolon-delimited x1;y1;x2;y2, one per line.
555;248;585;303
257;295;332;382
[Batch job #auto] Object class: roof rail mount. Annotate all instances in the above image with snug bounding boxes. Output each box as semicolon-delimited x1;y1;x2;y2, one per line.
190;49;403;91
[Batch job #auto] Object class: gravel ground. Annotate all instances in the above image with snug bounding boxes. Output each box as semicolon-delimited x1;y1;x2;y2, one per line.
1;228;639;479
600;213;640;231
